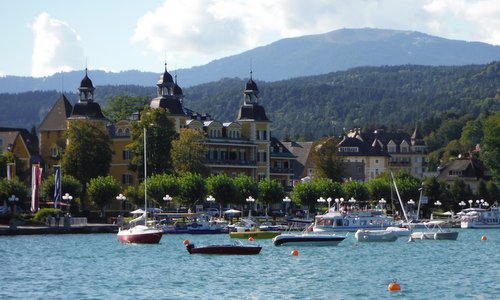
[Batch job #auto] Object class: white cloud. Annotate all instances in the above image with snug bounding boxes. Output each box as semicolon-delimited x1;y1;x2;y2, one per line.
131;0;500;68
31;13;84;77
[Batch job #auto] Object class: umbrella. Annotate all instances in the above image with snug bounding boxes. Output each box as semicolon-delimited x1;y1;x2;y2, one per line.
130;209;145;214
224;209;241;215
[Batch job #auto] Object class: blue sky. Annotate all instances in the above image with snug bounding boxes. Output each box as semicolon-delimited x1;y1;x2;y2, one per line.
1;0;500;77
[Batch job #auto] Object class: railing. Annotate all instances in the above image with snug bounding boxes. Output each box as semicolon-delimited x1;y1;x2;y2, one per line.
270;167;294;174
205;160;257;166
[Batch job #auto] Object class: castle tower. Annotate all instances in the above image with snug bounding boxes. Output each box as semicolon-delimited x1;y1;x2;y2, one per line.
237;72;271;180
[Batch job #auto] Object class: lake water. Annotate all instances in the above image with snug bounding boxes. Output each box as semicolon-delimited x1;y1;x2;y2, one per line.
0;229;499;299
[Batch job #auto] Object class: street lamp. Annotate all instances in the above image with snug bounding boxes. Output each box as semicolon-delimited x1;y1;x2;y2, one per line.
335;198;339;210
348;197;356;210
407;199;415;213
246;196;255;218
283;196;291;216
459;201;466;211
326;197;332;210
63;193;74;212
480;199;485;209
484;202;490;208
163;194;172;211
468;199;473;208
206;195;219;218
434;200;442;209
8;194;19;214
379;198;387;210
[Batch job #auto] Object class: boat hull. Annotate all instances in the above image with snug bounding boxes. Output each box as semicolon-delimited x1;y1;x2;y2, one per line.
117;226;163;244
410;231;458;240
273;234;346;246
229;231;281;239
186;244;262;255
461;222;500;229
355;229;398;242
164;228;228;234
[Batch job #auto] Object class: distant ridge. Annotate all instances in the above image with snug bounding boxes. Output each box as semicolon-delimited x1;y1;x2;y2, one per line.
2;28;500;93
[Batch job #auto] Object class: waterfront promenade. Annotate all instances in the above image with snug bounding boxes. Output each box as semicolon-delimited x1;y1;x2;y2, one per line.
0;221;118;236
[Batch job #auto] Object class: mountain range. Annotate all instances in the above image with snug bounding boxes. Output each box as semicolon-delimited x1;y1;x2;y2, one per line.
1;28;500;93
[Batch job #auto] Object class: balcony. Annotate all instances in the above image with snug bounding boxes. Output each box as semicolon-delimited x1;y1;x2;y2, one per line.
205;159;256;166
270;167;294;174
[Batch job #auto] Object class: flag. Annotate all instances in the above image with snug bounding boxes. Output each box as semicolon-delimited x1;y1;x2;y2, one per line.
30;164;42;213
7;163;15;181
54;165;62;209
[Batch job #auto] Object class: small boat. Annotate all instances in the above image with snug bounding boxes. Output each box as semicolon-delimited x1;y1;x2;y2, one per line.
385;226;412;236
273;221;346;246
117;224;163;244
410;221;459;240
162;214;228;234
312;209;398;232
355;229;398;242
273;232;347;246
186;242;262;255
229;230;281;239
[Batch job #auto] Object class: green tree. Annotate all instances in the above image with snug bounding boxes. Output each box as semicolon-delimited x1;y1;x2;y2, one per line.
171;128;209;176
0;178;28;212
486;182;499;206
102;95;149;123
128;107;177;177
311;137;344;182
144;174;180;208
206;174;238;212
40;174;82;214
291;181;320;213
177;172;207;209
313;178;344;203
61;120;112;205
233;175;259;206
342;180;370;203
449;179;472;209
366;177;391;202
481;112;500;180
86;176;121;217
258;179;285;215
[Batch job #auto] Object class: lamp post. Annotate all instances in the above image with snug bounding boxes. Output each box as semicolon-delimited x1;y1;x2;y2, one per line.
348;197;356;210
206;195;219;218
283;196;291;216
468;199;473;208
63;193;74;212
335;198;339;211
484;202;490;208
246;196;255;218
459;201;466;211
317;197;326;212
379;198;387;210
163;194;172;211
8;194;19;214
434;200;442;209
326;197;332;210
407;199;415;213
480;199;485;209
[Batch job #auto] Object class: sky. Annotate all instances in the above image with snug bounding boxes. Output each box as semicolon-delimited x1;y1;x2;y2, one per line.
1;0;500;78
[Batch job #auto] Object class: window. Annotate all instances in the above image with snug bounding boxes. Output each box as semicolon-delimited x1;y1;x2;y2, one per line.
122;174;132;185
339;147;359;153
257;151;267;162
258;174;266;181
122;150;132;160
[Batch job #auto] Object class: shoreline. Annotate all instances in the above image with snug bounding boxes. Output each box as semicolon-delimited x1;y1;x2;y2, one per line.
0;223;119;236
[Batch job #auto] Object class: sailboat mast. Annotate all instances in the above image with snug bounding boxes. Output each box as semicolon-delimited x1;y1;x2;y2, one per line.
391;172;409;223
144;127;147;221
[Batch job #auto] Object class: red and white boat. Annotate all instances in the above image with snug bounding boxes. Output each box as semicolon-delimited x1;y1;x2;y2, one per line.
117;127;163;244
117;224;163;244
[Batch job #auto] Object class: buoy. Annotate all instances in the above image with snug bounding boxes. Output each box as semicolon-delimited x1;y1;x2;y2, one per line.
291;249;299;256
481;235;487;241
183;239;190;245
248;237;254;241
388;281;401;291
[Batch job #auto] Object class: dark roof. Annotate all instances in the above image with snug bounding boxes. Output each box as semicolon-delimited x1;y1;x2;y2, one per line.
337;136;389;157
437;157;489;180
79;68;95;92
0;127;39;155
237;104;269;122
270;137;295;158
150;96;186;115
245;78;259;94
157;64;174;85
70;101;106;119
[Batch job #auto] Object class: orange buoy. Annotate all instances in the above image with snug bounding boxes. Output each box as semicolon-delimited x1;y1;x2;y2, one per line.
388;281;401;291
291;250;299;256
248;237;254;241
481;235;488;241
183;239;190;245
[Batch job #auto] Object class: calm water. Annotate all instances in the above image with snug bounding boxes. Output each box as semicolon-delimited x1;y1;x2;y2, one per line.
0;229;499;299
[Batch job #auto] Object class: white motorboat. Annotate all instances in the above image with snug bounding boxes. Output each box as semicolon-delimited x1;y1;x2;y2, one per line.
460;207;500;229
273;232;347;246
312;210;398;232
355;229;398;242
410;221;458;241
385;226;412;236
273;221;347;246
